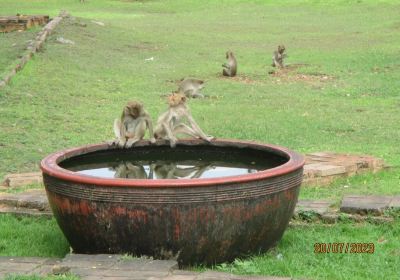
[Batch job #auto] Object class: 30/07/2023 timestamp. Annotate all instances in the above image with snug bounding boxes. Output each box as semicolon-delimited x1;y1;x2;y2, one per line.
314;243;375;254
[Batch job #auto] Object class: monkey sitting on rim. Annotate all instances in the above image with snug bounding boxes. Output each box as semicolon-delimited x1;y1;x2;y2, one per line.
111;101;156;148
153;92;214;148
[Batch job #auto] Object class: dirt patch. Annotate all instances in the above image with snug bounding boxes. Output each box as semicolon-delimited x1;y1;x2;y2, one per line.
269;65;334;84
217;73;259;84
371;65;400;73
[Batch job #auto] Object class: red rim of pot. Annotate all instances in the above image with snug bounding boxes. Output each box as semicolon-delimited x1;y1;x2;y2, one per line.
40;139;305;188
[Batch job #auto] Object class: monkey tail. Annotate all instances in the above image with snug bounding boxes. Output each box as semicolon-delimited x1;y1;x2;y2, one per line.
113;119;121;138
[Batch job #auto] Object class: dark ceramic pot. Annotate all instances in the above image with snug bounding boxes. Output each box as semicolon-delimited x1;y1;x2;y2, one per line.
40;139;304;266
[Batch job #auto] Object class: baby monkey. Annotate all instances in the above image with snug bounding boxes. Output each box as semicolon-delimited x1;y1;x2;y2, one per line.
112;101;156;148
222;51;237;77
178;78;205;98
272;45;287;68
154;93;214;148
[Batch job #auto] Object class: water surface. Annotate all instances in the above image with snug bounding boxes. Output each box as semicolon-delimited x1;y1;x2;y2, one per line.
60;146;288;180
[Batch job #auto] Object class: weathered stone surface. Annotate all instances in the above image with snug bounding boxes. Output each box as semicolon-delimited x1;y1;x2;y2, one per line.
304;163;346;177
340;195;392;215
0;205;52;218
69;267;169;278
389;196;400;208
62;254;177;279
2;172;43;188
295;200;332;215
320;213;339;224
196;271;291;280
0;189;49;210
114;258;178;271
303;152;386;186
0;15;49;33
62;254;120;269
0;257;61;276
163;274;198;280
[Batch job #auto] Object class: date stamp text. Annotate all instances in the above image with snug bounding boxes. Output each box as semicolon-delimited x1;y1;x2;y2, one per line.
314;243;375;254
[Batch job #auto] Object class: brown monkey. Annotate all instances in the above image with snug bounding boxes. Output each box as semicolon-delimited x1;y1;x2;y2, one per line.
153;93;214;148
178;78;205;98
222;51;237;77
112;101;156;148
272;45;287;68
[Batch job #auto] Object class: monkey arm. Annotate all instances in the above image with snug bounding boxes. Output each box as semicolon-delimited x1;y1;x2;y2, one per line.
113;119;122;138
145;116;156;143
162;122;177;147
113;119;128;147
222;63;229;69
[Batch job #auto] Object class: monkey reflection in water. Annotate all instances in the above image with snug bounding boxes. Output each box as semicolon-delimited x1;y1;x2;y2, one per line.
111;162;148;179
110;161;215;180
151;162;215;179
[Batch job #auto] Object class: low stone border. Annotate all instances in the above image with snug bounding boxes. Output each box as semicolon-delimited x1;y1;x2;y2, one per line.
340;195;400;215
0;10;69;89
0;15;50;33
293;195;399;224
2;172;42;188
0;254;292;280
303;152;387;186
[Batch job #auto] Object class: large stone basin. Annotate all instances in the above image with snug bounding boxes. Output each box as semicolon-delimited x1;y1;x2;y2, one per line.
40;139;304;266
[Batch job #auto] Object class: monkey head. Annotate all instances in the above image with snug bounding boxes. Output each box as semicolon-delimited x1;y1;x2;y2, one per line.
226;51;234;59
168;92;186;107
124;101;143;118
278;45;286;54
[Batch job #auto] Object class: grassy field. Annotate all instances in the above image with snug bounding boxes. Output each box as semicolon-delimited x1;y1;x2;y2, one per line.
0;215;69;257
0;0;399;279
0;27;40;78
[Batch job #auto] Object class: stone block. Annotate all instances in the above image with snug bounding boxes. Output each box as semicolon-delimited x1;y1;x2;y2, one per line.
295;200;332;215
163;274;198;280
62;254;120;269
320;213;339;224
115;259;178;271
2;172;43;187
389;196;400;208
195;271;292;280
0;189;49;210
304;163;346;177
0;205;53;218
340;195;392;215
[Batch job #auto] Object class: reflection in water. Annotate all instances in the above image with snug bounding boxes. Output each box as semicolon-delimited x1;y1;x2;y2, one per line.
76;161;257;180
111;162;148;179
151;163;215;179
61;147;287;180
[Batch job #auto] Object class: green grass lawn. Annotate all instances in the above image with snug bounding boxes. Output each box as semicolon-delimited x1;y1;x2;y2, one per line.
0;215;69;257
0;0;399;279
